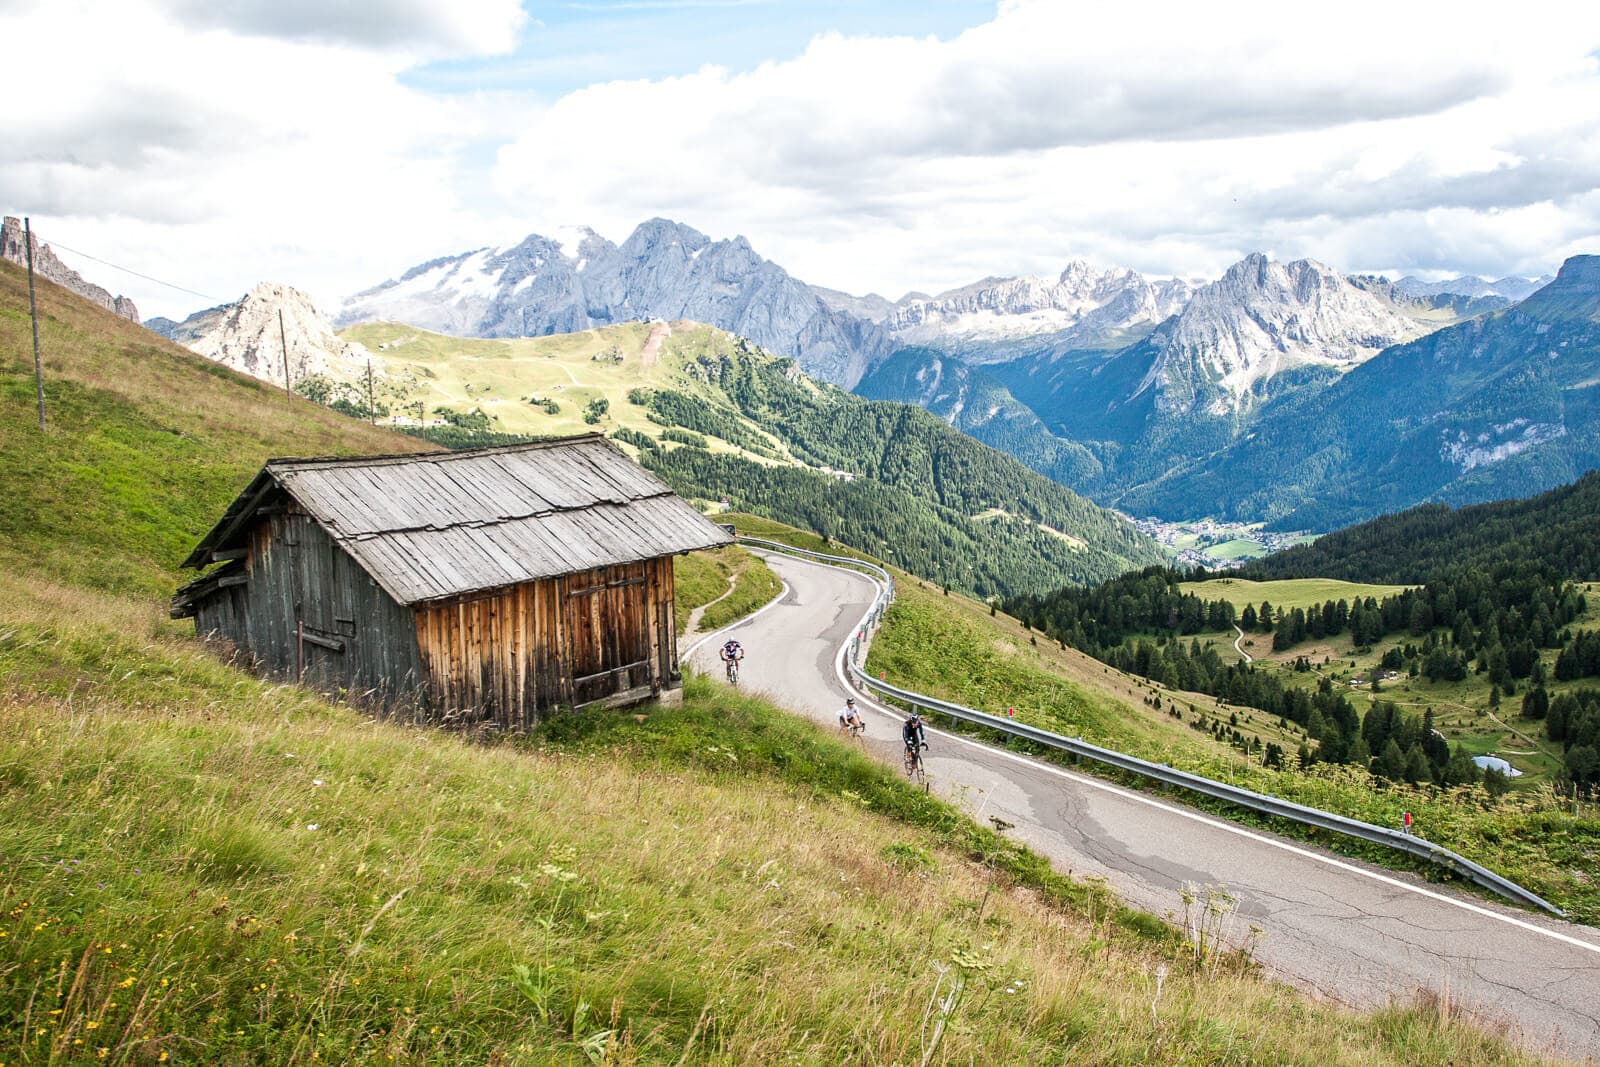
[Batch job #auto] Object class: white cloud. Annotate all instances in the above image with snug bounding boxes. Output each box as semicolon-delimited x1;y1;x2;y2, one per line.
3;0;1598;319
0;0;521;317
158;0;526;56
494;0;1600;294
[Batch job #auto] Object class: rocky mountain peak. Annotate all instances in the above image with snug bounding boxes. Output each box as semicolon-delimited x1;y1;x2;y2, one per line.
1550;254;1600;292
885;260;1193;354
1145;253;1431;416
1516;255;1600;321
1;216;140;323
340;218;888;386
164;281;377;387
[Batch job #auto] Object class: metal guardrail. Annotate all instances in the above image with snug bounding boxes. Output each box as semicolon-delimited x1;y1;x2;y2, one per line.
734;537;895;656
737;534;1566;918
850;667;1566;918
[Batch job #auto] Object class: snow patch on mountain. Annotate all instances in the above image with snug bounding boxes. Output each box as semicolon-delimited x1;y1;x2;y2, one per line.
1395;273;1555;302
886;261;1194;353
340;218;888;386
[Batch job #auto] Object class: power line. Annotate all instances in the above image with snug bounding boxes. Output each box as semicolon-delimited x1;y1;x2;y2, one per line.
42;238;225;304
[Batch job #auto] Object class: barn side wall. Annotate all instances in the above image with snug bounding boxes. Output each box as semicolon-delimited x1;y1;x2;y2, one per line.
191;508;424;713
411;555;679;729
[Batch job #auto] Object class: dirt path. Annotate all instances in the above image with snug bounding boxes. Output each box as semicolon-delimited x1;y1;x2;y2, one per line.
681;572;738;647
640;321;671;367
1233;624;1254;663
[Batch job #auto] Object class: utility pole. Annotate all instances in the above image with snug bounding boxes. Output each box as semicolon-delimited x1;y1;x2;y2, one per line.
278;307;292;403
24;217;44;431
366;359;375;425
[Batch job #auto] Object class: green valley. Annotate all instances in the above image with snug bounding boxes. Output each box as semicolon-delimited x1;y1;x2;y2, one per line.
333;319;1166;597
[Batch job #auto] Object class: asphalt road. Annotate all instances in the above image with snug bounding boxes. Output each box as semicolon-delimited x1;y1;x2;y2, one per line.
688;551;1600;1063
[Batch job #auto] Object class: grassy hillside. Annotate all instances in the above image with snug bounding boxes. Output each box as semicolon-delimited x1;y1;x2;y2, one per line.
881;578;1600;919
869;578;1309;762
337;320;1166;596
341;320;794;463
0;261;433;597
2;577;1544;1065
0;272;1557;1062
715;522;1599;921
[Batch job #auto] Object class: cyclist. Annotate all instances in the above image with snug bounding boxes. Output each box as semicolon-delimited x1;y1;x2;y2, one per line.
719;639;744;683
902;711;928;773
839;697;865;736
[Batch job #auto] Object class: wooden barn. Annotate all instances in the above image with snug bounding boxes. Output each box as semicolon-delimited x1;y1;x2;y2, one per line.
171;435;733;727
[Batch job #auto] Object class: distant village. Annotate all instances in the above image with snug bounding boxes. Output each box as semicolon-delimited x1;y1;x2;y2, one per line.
1125;515;1316;570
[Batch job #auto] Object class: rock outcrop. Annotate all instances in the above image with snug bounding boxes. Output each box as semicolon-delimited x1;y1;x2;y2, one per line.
1;217;140;322
164;282;378;387
1135;253;1432;416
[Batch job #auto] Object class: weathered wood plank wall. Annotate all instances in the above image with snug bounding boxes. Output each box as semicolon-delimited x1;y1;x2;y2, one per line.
192;505;425;714
411;555;679;729
194;505;683;728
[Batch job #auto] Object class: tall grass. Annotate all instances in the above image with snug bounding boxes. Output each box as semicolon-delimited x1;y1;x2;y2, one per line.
0;578;1552;1064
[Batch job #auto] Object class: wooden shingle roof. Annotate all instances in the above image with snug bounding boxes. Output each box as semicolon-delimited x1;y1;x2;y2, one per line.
182;435;733;605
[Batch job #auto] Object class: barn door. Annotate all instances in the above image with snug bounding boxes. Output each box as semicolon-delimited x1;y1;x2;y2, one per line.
566;564;651;706
287;513;346;688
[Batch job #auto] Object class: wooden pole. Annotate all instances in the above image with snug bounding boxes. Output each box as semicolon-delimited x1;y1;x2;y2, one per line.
24;217;44;431
278;307;292;403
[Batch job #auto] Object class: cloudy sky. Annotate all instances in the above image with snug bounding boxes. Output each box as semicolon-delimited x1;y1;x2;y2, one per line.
4;0;1598;320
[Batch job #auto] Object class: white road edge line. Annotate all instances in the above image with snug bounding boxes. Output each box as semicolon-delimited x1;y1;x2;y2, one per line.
806;558;1600;959
678;580;791;665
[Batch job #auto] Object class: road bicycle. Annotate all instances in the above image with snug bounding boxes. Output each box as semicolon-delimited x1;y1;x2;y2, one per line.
724;657;740;685
903;742;927;783
841;716;866;740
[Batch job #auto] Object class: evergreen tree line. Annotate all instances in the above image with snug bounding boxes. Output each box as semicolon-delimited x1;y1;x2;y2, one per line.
684;344;1162;566
1538;688;1600;796
1105;633;1490;790
643;446;1144;596
1243;470;1600;586
1007;562;1589;695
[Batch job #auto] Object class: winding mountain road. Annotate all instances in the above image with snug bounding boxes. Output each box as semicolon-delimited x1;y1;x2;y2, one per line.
688;551;1600;1062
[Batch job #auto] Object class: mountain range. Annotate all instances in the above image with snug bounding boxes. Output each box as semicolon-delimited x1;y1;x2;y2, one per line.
339;219;889;387
165;215;1585;534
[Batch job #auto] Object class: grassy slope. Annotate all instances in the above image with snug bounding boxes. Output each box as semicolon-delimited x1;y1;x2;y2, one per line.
0;580;1539;1065
1178;577;1415;613
672;545;782;633
0;262;435;597
342;320;792;467
0;275;1552;1062
871;579;1309;760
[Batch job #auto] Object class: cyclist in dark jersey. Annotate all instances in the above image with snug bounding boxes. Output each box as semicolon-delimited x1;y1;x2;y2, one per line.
902;712;926;754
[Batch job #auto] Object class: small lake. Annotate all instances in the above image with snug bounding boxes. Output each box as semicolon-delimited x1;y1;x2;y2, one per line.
1472;755;1524;778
